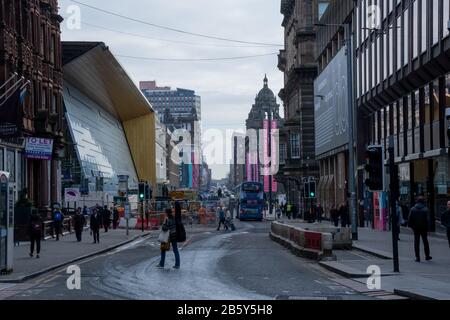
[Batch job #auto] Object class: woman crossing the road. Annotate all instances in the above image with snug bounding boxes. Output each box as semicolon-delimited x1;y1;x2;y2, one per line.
158;208;181;269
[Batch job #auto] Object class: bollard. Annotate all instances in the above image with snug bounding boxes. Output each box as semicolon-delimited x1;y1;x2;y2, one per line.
321;232;333;257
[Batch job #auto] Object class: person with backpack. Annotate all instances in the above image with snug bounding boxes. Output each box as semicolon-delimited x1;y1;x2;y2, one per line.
90;208;101;244
52;206;64;241
29;211;42;258
158;208;180;269
73;207;86;242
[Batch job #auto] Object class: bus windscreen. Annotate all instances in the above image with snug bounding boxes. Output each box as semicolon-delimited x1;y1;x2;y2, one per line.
242;183;261;193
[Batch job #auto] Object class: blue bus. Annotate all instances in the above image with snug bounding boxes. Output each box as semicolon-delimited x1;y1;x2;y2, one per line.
235;182;264;221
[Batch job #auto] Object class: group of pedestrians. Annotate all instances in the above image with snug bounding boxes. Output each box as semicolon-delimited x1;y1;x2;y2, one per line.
330;203;350;227
28;204;121;259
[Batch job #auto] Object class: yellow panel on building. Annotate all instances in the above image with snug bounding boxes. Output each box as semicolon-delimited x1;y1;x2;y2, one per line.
123;113;157;190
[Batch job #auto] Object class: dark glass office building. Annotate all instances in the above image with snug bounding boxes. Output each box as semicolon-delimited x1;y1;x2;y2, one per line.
356;0;450;227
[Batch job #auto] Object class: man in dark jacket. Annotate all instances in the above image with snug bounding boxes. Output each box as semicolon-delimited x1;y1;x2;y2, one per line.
29;212;42;258
408;197;432;262
113;207;120;229
442;201;450;248
340;203;350;228
90;209;101;244
73;208;86;242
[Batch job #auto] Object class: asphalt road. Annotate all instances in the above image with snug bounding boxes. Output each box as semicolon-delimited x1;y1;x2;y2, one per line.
5;221;372;300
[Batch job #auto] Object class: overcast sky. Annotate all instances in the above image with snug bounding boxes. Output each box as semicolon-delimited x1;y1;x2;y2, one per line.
59;0;284;179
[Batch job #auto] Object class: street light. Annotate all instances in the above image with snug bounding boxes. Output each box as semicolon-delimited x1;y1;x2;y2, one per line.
315;22;358;240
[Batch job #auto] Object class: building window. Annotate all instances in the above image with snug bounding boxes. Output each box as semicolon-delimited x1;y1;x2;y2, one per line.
386;105;391;136
0;148;3;171
414;90;420;128
421;0;428;53
366;47;369;92
6;149;15;183
444;0;450;38
389;23;394;76
413;0;419;58
377;36;381;84
432;79;440;122
407;95;412;132
362;50;366;94
318;2;329;20
290;133;300;159
372;41;376;88
397;15;402;71
404;8;409;66
280;144;286;165
432;0;440;45
383;30;388;79
424;84;431;124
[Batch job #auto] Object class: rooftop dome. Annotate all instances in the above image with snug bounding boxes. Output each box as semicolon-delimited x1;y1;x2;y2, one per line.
256;74;276;102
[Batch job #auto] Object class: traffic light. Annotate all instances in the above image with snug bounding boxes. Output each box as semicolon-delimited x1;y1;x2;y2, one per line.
139;182;145;201
364;146;384;191
309;181;316;198
304;182;310;198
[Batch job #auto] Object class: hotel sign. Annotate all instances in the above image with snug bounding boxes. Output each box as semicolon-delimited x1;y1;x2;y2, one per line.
25;137;54;160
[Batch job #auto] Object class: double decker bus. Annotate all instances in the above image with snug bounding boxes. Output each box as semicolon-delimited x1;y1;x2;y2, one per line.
235;182;264;221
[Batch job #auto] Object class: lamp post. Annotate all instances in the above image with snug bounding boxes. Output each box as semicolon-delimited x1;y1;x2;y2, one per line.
315;22;358;240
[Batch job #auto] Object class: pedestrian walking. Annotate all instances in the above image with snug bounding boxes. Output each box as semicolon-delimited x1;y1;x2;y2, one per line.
317;204;324;223
73;207;86;242
441;201;450;248
96;204;103;229
408;197;432;262
158;208;180;269
102;205;111;232
217;206;226;231
276;205;282;219
331;205;339;227
82;205;89;216
339;203;349;228
90;209;101;244
292;204;299;220
29;211;42;259
113;206;120;229
286;204;292;220
52;206;64;241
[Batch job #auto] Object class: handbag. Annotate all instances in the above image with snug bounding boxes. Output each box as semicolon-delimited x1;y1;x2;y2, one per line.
158;229;170;243
160;242;170;251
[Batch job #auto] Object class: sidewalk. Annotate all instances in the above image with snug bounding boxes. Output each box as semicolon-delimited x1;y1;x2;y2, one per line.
0;228;155;283
319;227;450;300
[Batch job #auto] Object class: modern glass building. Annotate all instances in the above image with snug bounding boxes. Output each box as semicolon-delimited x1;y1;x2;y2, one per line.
62;42;157;198
355;0;450;227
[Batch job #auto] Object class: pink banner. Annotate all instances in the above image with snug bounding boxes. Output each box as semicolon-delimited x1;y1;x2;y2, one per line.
263;120;278;193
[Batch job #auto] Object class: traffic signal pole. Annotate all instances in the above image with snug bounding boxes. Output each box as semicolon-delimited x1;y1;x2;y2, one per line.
345;23;358;240
389;136;400;272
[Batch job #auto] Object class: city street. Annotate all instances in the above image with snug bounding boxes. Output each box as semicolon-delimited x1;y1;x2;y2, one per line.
2;221;375;300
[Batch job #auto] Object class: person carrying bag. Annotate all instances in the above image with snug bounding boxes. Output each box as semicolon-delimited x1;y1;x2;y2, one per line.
157;208;180;269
